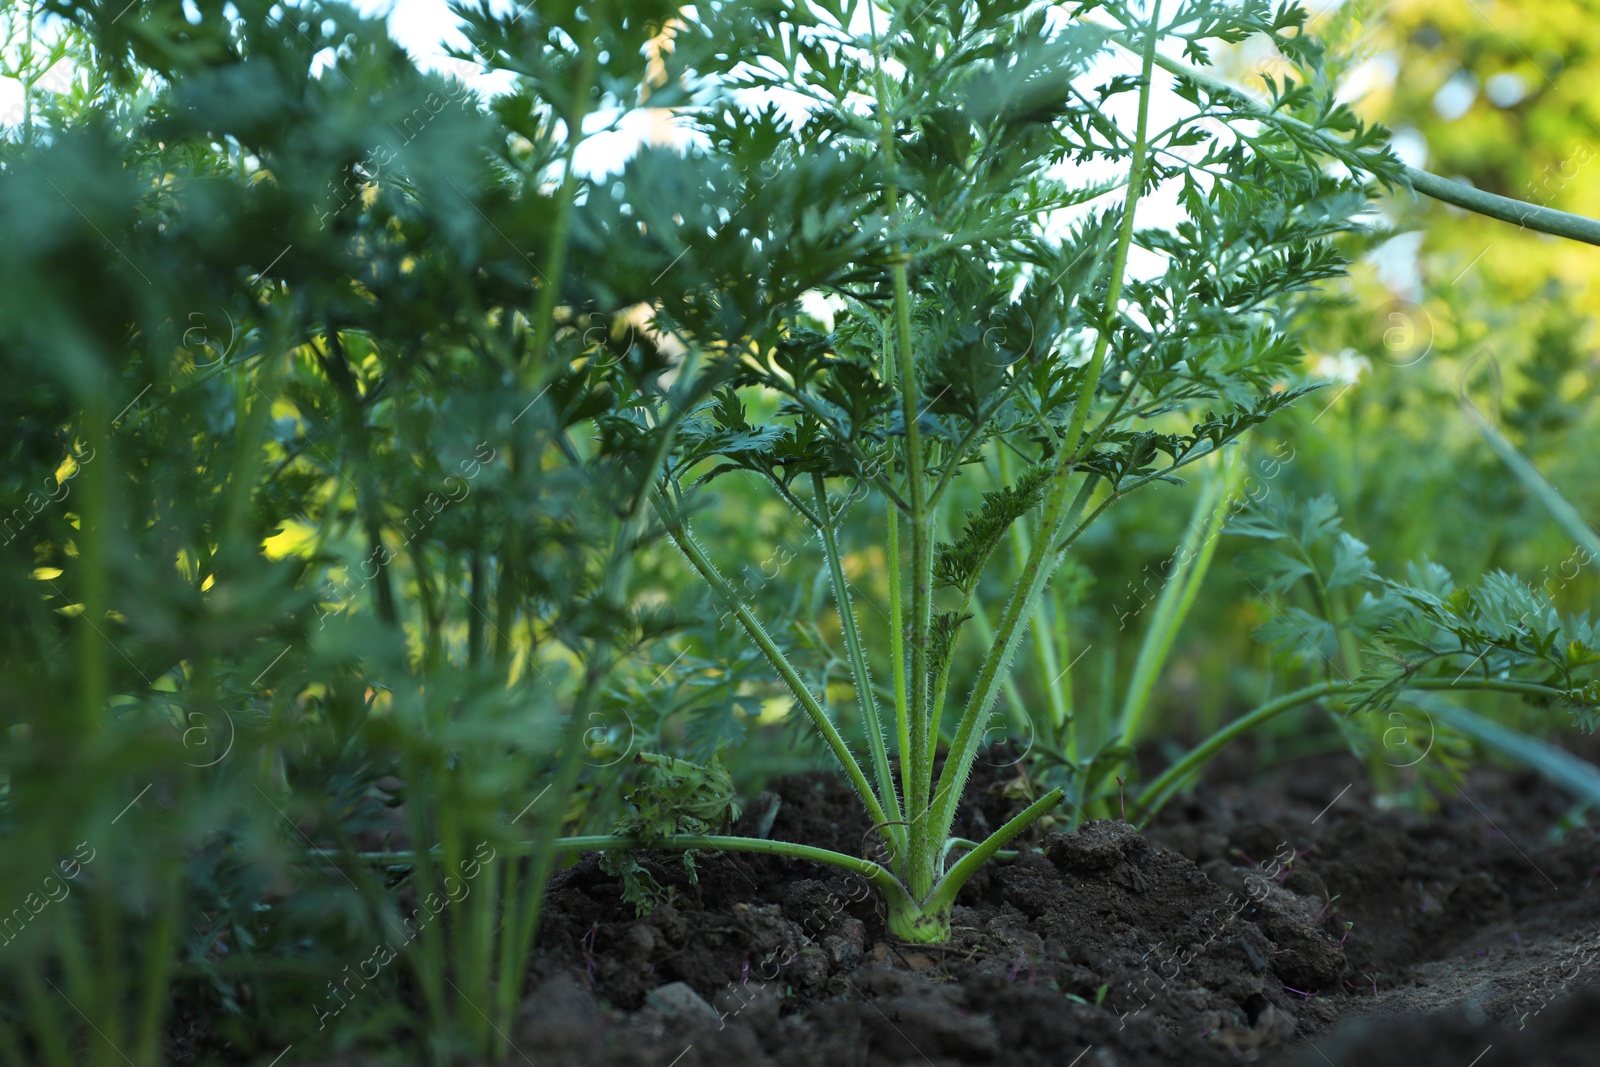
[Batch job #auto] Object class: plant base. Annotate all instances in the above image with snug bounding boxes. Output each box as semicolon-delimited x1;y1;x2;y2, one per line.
886;900;952;944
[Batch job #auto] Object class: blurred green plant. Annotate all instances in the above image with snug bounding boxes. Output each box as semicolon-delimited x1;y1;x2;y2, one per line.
0;0;689;1062
1136;490;1600;821
983;4;1600;821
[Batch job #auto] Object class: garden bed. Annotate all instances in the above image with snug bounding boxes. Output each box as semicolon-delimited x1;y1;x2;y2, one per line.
479;749;1600;1067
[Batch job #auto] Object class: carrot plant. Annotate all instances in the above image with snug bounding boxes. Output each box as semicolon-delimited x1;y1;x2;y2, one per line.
562;0;1600;942
546;0;1429;943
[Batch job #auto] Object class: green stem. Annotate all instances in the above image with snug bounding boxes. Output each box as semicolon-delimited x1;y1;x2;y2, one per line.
524;43;596;390
965;601;1032;739
550;833;903;891
490;540;518;668
1117;445;1244;748
88;880;124;1067
657;499;892;834
16;962;70;1067
888;495;911;770
890;161;935;898
1405;166;1600;245
1464;401;1600;559
813;472;905;860
998;449;1071;734
932;492;1060;840
880;274;909;776
132;873;182;1064
868;0;935;899
1135;677;1577;823
942;837;1018;863
408;541;444;672
398;753;449;1037
314;834;898;883
467;549;486;666
926;788;1063;915
1410;692;1600;809
1113;39;1600;247
931;0;1163;849
492;658;610;1029
1056;625;1078;761
1059;6;1162;461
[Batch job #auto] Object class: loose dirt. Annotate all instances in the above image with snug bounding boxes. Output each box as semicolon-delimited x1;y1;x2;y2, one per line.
504;748;1600;1066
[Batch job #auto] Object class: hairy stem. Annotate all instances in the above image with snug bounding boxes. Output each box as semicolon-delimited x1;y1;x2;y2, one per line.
932;0;1164;847
888;493;912;769
998;448;1071;735
814;472;906;860
552;833;904;893
657;497;892;835
869;0;936;899
927;788;1063;914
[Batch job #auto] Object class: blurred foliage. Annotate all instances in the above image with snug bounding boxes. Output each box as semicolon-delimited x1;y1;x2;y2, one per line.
1032;0;1600;792
0;0;698;1061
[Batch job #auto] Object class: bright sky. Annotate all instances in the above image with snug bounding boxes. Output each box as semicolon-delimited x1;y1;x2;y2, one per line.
359;0;461;59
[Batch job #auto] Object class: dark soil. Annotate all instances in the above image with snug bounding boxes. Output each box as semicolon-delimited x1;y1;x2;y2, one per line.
487;748;1600;1067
